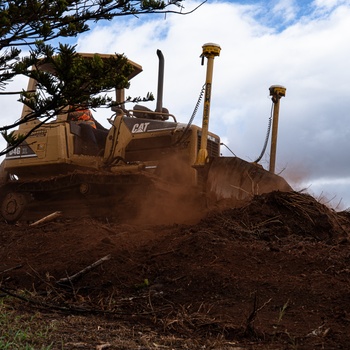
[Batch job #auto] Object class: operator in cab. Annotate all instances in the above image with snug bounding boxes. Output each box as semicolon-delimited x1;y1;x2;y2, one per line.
68;105;109;155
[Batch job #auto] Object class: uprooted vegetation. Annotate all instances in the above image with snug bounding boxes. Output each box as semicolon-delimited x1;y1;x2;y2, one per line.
1;190;350;349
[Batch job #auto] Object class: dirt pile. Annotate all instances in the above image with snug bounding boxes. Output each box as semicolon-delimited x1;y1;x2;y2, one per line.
1;190;350;349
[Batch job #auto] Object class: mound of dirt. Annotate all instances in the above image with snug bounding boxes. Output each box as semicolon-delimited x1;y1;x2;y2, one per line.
1;190;350;349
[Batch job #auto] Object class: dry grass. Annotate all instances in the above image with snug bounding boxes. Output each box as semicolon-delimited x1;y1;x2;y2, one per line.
0;288;248;350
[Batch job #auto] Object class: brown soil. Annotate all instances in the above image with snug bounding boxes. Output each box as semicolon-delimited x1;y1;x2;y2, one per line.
1;190;350;349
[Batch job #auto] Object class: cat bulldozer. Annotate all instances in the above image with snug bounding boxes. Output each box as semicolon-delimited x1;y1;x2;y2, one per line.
0;43;291;223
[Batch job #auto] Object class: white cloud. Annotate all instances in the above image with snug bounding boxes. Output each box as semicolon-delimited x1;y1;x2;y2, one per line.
314;0;350;11
271;0;299;23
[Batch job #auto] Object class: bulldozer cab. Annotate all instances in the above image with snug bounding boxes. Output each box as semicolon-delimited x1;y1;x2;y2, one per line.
3;53;142;174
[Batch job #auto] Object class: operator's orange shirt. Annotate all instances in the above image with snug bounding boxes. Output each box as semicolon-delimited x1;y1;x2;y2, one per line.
68;108;96;129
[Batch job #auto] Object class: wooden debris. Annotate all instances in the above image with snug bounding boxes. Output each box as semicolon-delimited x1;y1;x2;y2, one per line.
30;211;62;226
0;264;23;274
57;254;111;285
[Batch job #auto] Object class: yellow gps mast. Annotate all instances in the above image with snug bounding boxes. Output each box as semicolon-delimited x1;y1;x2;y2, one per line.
269;85;286;174
194;43;221;166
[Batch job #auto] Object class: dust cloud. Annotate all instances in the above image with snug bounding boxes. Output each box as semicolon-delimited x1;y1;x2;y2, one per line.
127;154;207;225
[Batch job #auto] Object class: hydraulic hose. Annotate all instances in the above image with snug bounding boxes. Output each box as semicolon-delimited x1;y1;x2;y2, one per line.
254;100;273;163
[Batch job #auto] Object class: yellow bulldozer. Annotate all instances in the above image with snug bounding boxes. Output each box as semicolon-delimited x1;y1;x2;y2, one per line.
0;43;291;223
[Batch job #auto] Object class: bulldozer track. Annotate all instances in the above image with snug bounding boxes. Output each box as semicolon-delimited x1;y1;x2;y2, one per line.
0;170;156;223
1;170;147;194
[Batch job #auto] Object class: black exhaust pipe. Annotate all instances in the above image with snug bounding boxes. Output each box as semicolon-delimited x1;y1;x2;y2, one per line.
156;49;164;113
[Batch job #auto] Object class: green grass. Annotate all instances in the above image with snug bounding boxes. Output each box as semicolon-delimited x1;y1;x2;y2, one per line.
0;296;55;350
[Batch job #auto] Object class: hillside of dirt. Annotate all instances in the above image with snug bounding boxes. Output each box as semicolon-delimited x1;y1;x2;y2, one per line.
1;190;350;349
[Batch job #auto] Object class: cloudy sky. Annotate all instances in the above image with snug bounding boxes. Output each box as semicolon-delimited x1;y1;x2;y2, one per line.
2;0;350;208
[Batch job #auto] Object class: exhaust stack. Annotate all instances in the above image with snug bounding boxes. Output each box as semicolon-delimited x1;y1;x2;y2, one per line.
155;49;164;113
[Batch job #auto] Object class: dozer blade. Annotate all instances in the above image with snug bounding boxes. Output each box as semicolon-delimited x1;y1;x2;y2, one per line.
206;157;292;206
